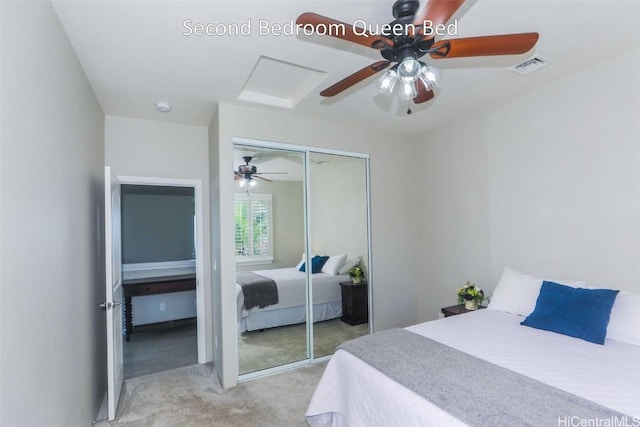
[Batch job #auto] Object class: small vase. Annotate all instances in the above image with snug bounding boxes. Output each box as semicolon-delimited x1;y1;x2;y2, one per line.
464;300;477;310
352;276;362;284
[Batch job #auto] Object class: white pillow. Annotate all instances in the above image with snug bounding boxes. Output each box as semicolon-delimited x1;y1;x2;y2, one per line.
295;253;317;270
339;257;360;275
606;291;640;345
488;266;586;317
321;254;347;275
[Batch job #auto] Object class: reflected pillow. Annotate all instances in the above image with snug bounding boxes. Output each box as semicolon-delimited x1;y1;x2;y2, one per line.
321;254;347;275
295;253;317;270
299;255;329;274
339;258;360;275
521;281;619;345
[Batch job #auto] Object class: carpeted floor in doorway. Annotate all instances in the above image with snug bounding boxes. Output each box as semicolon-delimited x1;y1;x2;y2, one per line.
109;362;327;427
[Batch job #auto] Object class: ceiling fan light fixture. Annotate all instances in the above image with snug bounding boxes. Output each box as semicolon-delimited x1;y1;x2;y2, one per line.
399;81;418;100
375;69;398;95
419;64;442;90
397;57;422;83
375;57;441;101
238;177;258;189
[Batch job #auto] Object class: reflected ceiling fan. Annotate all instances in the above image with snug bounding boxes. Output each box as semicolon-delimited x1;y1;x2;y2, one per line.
296;0;539;110
234;156;287;188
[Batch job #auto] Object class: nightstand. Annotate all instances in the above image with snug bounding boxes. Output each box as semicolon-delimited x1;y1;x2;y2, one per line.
441;303;486;318
339;281;368;325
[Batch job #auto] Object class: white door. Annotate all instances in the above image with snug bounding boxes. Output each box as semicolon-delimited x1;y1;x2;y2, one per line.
104;166;124;421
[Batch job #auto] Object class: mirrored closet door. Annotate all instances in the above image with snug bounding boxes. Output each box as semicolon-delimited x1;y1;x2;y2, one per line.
309;152;370;358
234;140;371;377
234;146;308;375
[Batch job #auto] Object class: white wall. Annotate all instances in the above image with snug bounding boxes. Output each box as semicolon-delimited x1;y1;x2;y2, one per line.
211;103;419;387
417;48;640;322
415;115;492;321
0;1;106;425
105;115;213;358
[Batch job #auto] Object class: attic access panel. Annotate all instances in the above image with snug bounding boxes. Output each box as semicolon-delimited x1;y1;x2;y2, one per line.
237;56;327;109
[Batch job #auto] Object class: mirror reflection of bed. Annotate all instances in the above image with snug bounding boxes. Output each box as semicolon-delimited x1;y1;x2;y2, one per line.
234;144;371;375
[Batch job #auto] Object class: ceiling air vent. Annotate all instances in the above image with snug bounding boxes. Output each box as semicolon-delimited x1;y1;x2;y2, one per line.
509;56;550;76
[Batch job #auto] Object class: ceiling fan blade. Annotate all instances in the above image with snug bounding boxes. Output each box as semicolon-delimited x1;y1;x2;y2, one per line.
320;61;391;97
234;174;242;181
254;176;273;183
430;33;539;59
414;80;435;104
411;0;465;38
296;13;393;50
255;172;288;175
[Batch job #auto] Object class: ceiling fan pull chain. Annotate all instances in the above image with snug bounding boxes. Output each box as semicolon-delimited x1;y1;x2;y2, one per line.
407;100;412;115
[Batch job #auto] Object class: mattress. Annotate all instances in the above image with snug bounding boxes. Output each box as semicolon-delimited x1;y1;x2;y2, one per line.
306;309;640;426
236;267;350;332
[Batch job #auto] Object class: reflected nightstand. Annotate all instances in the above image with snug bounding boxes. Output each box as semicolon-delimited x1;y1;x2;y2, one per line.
339;281;368;325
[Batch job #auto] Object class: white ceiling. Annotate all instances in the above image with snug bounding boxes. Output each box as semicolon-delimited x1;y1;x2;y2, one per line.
52;0;640;134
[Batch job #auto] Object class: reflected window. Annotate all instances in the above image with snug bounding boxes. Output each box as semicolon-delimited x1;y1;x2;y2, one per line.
234;193;273;265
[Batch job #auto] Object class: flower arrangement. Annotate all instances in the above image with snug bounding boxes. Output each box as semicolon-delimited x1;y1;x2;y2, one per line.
349;267;364;284
457;282;484;309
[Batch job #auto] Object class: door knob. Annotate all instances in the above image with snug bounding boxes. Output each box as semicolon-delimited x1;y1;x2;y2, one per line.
99;301;122;310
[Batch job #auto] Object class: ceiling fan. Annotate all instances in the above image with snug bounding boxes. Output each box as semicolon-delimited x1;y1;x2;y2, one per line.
296;0;539;109
234;156;287;187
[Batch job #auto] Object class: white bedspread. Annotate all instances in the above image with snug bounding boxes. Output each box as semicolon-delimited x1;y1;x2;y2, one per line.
306;309;640;426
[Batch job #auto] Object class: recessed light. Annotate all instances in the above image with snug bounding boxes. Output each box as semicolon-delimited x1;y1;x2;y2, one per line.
155;101;172;113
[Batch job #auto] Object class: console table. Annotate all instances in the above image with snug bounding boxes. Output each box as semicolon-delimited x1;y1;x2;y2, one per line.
122;274;196;341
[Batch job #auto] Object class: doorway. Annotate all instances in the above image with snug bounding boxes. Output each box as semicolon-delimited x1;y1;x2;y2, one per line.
117;176;207;378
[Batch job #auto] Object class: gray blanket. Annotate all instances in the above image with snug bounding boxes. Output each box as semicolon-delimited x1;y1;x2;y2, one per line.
237;271;278;310
339;328;629;427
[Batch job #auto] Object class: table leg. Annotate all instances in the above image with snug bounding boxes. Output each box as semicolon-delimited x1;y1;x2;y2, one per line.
125;296;132;342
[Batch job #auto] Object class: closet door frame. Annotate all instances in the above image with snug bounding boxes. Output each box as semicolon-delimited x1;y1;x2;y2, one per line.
233;137;373;382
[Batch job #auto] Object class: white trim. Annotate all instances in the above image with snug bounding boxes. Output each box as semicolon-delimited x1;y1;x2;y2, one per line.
117;175;207;364
235;258;273;267
233;137;370;160
122;260;195;272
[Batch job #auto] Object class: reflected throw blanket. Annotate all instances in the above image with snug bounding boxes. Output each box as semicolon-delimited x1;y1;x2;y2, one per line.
237;271;278;310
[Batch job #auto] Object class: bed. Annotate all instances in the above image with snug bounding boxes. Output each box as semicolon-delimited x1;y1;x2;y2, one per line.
236;267;351;333
306;269;640;426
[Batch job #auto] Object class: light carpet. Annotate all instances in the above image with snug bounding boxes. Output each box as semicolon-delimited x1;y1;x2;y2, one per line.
103;362;327;427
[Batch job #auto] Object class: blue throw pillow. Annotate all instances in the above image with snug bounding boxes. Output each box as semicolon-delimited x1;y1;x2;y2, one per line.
299;255;329;274
521;281;619;345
